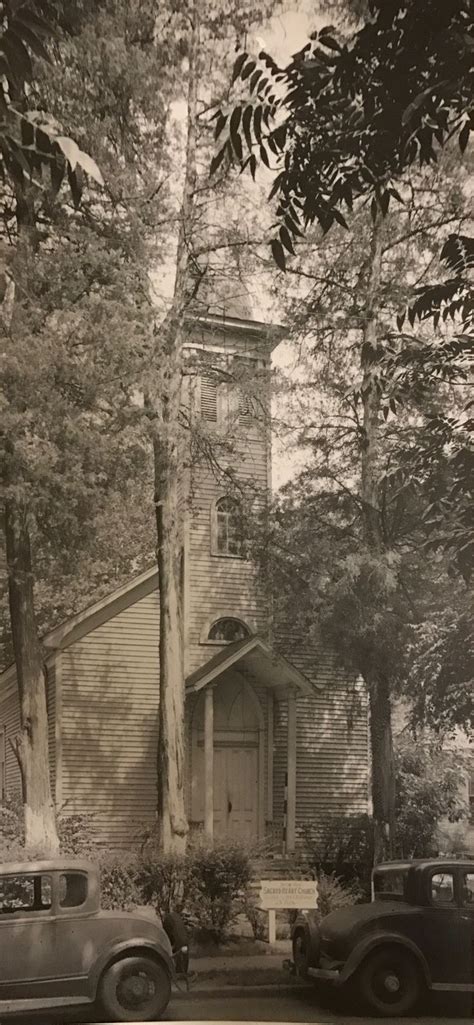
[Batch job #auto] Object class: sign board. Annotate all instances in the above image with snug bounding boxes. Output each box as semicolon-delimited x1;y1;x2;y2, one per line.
259;879;318;910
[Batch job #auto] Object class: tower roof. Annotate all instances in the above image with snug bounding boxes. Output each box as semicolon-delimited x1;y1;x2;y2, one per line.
186;265;284;350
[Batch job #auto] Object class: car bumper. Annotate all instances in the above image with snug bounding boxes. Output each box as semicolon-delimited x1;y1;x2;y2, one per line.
307;956;344;986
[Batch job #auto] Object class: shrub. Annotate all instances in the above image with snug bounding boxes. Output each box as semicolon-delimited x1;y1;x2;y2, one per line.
241;888;267;940
58;812;96;858
186;839;252;943
0;792;24;858
308;813;374;892
313;870;362;921
136;851;191;920
99;854;140;910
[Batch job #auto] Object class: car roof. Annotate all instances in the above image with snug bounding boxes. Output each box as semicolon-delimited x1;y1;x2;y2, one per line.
374;858;473;873
0;858;96;876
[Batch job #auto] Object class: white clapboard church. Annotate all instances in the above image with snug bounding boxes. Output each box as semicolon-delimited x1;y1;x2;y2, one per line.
0;289;370;850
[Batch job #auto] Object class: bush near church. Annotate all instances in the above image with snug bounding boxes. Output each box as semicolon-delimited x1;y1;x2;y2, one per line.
0;799;253;944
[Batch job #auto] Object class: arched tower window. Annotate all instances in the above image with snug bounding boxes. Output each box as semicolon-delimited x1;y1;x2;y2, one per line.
214;496;244;556
208;619;250;643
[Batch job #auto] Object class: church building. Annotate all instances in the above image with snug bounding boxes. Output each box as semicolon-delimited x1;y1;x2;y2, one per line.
0;300;370;851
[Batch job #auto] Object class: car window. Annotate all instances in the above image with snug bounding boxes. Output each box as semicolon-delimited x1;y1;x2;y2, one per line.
0;874;52;914
430;871;456;905
462;872;474;906
373;869;408;900
59;872;88;908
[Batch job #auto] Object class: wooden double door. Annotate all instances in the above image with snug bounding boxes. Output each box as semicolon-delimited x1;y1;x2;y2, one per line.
194;739;258;841
191;676;262;842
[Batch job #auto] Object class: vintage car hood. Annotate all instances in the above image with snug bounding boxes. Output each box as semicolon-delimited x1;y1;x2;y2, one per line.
320;899;411;941
97;908;173;954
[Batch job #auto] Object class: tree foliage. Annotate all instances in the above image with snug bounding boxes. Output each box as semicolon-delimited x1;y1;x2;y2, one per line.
394;733;469;858
213;0;473;266
0;0;102;203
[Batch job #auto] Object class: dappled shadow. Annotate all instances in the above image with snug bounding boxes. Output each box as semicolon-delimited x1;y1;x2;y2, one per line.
60;605;160;846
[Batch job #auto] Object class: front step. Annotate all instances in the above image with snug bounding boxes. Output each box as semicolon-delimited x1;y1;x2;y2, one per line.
252;856;312;881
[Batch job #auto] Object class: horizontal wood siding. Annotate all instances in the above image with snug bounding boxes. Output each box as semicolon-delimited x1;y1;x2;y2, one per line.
1;689;22;797
61;590;160;846
46;663;56;792
0;670;57;801
272;643;369;847
186;438;270;676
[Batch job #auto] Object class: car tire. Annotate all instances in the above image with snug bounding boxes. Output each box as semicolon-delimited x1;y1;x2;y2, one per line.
99;954;171;1022
357;946;421;1017
292;927;315;979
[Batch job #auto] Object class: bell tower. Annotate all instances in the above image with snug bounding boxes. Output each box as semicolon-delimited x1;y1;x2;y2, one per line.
181;287;282;678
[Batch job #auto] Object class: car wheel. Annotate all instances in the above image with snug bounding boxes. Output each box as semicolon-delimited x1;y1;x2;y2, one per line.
357;946;421;1017
99;955;172;1022
292;928;314;979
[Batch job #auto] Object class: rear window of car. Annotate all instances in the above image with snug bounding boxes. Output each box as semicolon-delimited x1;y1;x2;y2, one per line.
373;869;408;900
0;874;52;914
59;872;88;908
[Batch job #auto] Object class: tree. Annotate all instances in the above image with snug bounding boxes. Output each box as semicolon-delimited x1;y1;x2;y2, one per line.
212;0;473;860
1;0;156;854
394;733;468;858
2;0;283;855
252;149;471;859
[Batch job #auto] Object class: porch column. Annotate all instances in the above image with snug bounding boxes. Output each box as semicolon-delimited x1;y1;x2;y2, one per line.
204;685;214;840
286;688;297;853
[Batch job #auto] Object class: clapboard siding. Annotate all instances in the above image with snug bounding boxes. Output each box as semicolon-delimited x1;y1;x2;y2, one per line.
186;435;270;675
61;590;161;845
273;640;369;846
1;689;22;796
46;663;56;791
0;671;57;800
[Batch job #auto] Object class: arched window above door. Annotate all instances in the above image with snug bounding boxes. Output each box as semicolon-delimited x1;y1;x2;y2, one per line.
208;618;250;643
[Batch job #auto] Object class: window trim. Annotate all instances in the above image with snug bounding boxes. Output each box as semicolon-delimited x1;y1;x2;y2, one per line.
199;615;256;645
207;618;251;645
210;496;246;559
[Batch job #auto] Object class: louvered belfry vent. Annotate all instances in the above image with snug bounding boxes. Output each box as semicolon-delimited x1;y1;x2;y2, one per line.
201;374;218;422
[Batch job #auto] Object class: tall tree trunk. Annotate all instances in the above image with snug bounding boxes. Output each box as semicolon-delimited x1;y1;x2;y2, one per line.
368;670;396;864
149;1;200;853
5;499;59;854
2;186;59;855
360;214;396;863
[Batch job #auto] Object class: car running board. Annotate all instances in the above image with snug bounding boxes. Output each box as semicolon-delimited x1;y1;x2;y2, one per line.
0;995;91;1013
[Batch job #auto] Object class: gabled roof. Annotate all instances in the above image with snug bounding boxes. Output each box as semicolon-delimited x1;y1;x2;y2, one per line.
0;565;159;690
185;634;314;696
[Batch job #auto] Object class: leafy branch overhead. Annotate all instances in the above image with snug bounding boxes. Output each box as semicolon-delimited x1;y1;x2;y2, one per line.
212;0;473;268
0;1;103;204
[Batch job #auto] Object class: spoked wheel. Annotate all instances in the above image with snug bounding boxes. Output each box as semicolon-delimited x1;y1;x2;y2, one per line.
292;928;313;979
99;955;172;1022
357;947;421;1017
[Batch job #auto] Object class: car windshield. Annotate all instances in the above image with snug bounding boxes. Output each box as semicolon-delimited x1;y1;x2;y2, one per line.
372;868;409;901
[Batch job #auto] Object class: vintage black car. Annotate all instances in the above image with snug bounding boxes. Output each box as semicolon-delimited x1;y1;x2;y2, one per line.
291;858;474;1016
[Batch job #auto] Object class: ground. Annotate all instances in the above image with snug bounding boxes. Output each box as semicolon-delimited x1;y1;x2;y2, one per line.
167;989;472;1022
4;986;471;1025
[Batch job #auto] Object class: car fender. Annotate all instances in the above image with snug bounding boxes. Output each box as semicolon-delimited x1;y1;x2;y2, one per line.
339;932;431;987
89;938;174;997
291;912;320;966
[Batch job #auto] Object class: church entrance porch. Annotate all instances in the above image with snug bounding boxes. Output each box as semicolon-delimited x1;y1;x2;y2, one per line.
185;635;312;852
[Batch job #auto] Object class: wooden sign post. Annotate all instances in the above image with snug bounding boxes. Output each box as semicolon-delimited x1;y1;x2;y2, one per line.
259;879;319;945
